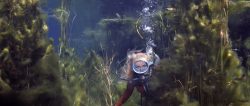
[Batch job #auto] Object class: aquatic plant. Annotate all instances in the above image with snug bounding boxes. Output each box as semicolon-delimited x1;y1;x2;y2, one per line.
53;0;72;57
93;53;115;106
54;1;125;105
153;8;177;57
147;0;250;106
53;0;89;106
0;0;68;105
58;48;87;106
75;51;112;106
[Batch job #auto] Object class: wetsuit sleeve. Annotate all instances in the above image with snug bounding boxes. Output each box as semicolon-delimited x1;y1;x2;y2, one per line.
154;54;160;66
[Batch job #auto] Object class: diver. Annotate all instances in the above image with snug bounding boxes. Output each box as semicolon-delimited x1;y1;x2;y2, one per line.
115;39;160;106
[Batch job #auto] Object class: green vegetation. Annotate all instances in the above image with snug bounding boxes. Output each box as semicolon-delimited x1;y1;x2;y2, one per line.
147;0;250;106
0;0;250;106
0;0;68;105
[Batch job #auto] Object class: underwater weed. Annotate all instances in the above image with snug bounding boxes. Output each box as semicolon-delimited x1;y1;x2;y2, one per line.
95;54;115;106
0;0;69;105
147;0;250;106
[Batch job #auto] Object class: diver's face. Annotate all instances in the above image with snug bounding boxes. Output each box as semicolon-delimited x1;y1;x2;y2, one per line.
134;60;148;72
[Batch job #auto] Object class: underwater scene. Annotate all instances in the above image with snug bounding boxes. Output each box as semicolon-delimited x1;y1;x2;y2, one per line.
0;0;250;106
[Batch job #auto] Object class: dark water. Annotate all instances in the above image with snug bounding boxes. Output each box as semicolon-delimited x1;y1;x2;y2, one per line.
45;0;167;57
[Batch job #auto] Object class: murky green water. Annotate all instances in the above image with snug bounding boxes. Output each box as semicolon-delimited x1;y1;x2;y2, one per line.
0;0;250;106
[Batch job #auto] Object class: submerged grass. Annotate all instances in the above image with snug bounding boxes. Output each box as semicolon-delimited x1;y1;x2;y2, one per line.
1;0;250;106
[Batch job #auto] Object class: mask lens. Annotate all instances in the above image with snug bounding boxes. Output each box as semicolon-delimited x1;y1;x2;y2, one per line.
133;60;148;74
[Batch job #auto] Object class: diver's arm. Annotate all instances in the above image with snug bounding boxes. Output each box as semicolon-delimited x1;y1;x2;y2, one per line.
147;53;160;76
126;56;134;80
154;53;160;67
